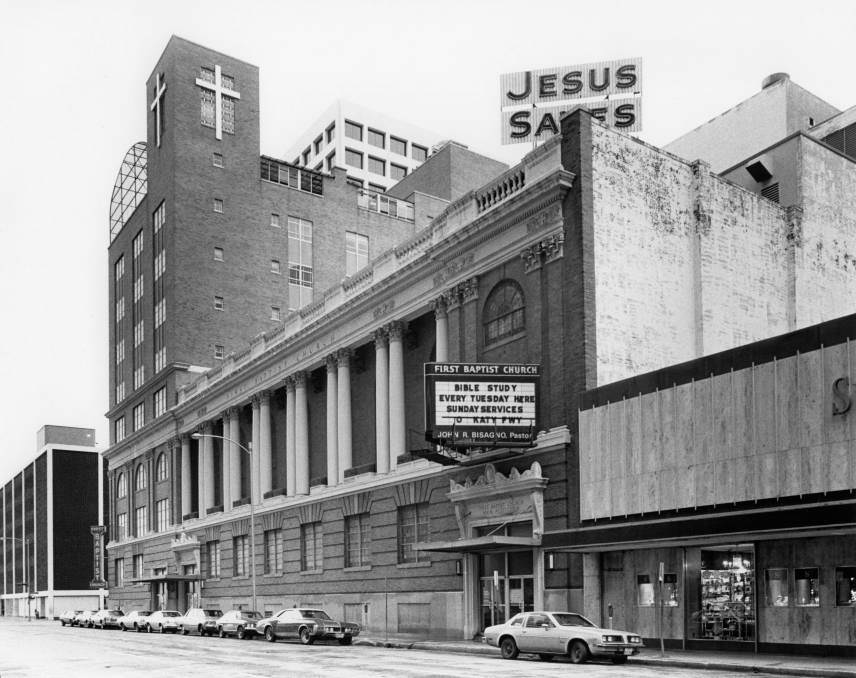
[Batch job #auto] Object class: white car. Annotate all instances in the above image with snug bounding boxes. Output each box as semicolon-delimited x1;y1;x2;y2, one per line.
483;611;643;664
146;610;183;633
118;609;151;632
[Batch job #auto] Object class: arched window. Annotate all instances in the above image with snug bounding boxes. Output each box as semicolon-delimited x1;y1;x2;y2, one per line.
483;280;525;346
135;463;147;491
117;472;127;499
155;453;167;482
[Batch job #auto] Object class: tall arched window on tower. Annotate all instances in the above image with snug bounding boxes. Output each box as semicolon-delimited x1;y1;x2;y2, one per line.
135;463;148;491
117;472;127;499
155;452;168;482
483;280;525;346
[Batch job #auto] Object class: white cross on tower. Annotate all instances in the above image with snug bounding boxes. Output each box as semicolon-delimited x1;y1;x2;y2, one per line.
195;64;241;141
150;72;166;147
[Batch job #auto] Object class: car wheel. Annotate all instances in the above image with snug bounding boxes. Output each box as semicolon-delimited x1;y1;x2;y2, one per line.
611;655;629;665
538;654;553;661
159;624;166;634
146;624;153;633
120;624;126;632
61;621;66;626
237;626;246;640
182;627;189;635
219;627;226;638
264;626;276;643
338;636;353;646
298;627;314;645
499;636;519;660
569;640;589;664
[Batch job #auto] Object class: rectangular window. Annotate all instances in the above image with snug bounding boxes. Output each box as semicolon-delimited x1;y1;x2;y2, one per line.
264;529;283;575
114;255;125;281
270;213;280;228
214;247;224;261
115;417;126;443
795;568;820;607
156;498;170;532
133;320;144;347
766;568;789;606
301;522;322;571
134;365;145;390
836;567;856;606
133;554;143;580
154;346;166;374
345;148;363;169
135;506;147;537
213;198;223;213
271;306;281;321
154;299;166;328
214;344;225;360
133;402;145;431
663;572;679;606
212;152;223;168
390;136;407;156
390;163;407;182
326;123;335;143
302;147;311;166
345;231;369;276
115;382;125;404
345;513;371;568
345;120;362;141
233;535;249;577
200;85;215;128
117;512;127;541
207;540;221;578
115;339;125;365
314;135;323;155
367;128;385;149
116;297;125;321
271;259;281;274
368;156;386;176
153;386;166;418
287;217;313;310
214;295;224;311
637;574;655;606
412;144;428;162
115;558;124;587
222;96;235;135
397;503;429;564
326;153;336;172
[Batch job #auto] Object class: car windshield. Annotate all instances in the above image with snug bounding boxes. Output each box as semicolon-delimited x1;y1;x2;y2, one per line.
163;611;181;617
108;610;122;615
300;610;332;620
137;611;151;616
204;610;221;617
552;613;596;627
243;611;262;620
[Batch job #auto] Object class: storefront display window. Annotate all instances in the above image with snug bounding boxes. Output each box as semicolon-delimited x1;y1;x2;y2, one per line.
663;573;679;607
637;574;655;606
765;568;789;606
795;568;820;607
835;567;856;606
690;545;755;641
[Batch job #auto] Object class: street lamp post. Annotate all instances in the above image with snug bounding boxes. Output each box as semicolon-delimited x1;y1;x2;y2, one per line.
1;536;31;621
191;432;257;613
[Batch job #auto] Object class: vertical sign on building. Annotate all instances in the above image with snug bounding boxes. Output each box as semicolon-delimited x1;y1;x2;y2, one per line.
90;525;107;589
500;58;643;144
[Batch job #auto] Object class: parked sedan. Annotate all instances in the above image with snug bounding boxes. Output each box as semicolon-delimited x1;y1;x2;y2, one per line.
91;609;124;629
216;610;262;639
179;608;222;636
146;610;183;633
59;610;82;626
258;608;360;645
483;611;643;664
118;610;151;632
73;610;98;628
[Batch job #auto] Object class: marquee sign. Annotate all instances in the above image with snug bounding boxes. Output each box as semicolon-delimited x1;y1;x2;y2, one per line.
90;525;107;589
500;57;643;144
424;363;539;449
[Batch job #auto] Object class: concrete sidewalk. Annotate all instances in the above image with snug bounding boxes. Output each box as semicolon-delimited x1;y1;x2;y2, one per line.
355;634;856;677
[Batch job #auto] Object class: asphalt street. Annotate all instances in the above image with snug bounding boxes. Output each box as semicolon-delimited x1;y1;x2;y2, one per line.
0;618;779;678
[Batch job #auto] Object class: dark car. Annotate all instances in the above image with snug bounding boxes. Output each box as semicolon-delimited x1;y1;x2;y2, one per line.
179;608;222;636
216;610;262;639
258;608;360;645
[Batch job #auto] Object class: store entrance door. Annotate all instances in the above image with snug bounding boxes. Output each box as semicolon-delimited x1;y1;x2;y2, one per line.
478;551;534;630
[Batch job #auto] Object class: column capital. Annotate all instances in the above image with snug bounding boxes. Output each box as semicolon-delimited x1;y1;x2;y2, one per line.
387;320;406;341
336;347;353;365
224;406;241;420
180;432;190;444
459;276;480;303
252;390;271;408
201;421;213;434
169;437;181;451
374;327;388;348
284;375;296;390
325;354;338;372
431;296;448;319
293;371;307;388
444;287;462;311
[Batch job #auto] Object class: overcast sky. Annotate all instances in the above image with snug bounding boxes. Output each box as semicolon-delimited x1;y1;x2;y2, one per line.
2;0;855;481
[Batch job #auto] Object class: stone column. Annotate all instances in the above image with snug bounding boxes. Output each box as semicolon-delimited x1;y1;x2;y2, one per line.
202;422;215;513
180;434;191;520
251;396;261;504
374;329;390;474
258;391;273;499
285;377;296;497
433;297;449;362
221;414;232;510
147;451;155;532
325;356;339;487
388;321;406;472
337;348;353;483
294;371;310;495
126;461;136;536
228;407;241;505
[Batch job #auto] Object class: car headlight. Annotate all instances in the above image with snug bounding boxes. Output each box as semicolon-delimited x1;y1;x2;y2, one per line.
602;634;622;643
628;635;642;644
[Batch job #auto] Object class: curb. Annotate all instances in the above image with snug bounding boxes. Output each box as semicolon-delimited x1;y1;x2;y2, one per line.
356;638;856;677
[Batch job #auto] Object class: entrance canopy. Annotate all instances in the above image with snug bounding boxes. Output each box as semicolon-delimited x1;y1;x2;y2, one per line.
414;535;540;554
